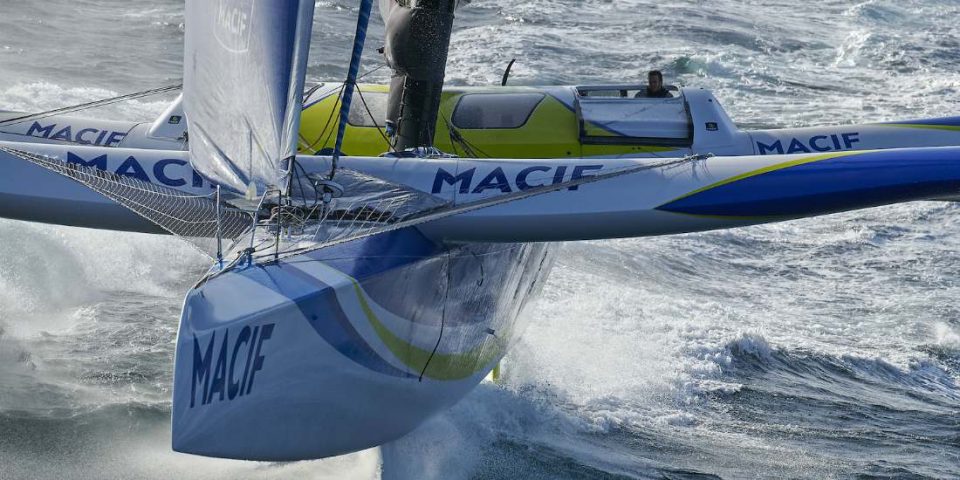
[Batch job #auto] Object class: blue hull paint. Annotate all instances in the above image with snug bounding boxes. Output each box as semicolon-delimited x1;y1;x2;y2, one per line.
658;148;960;217
880;116;960;127
172;227;556;460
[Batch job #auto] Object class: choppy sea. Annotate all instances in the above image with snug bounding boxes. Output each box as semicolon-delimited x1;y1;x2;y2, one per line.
1;1;960;478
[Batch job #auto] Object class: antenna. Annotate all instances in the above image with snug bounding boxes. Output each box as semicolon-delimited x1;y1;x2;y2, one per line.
501;58;516;86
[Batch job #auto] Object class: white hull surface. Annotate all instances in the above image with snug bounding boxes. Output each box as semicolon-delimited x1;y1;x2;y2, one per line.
6;142;960;240
329;148;960;241
172;230;554;460
0;142;199;232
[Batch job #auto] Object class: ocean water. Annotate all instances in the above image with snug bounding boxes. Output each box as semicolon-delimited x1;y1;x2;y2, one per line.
2;0;960;478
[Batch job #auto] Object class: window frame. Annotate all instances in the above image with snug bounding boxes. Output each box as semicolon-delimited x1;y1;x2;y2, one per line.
345;91;389;128
450;93;546;130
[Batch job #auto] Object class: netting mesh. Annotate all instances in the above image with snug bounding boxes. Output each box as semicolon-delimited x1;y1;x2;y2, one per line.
1;146;252;259
268;155;699;261
234;167;449;261
305;168;448;245
2;144;700;265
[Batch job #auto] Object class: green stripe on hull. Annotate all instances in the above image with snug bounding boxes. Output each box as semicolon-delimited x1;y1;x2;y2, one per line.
876;123;960;132
351;281;505;381
661;150;865;206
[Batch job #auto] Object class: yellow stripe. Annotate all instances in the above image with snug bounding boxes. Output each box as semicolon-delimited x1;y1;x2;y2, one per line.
351;281;503;381
662;150;865;205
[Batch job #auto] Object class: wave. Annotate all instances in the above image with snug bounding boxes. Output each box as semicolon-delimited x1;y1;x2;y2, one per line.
0;403;379;480
0;82;178;123
0;219;204;316
719;332;960;404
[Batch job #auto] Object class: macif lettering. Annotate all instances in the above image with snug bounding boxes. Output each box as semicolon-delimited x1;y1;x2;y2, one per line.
189;323;275;408
24;122;126;146
64;152;199;188
431;164;608;194
757;132;861;155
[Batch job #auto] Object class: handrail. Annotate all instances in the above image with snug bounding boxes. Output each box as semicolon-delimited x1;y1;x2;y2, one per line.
248;187;278;252
215;185;223;266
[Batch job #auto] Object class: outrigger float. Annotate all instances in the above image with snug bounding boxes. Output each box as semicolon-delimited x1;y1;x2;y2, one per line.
3;82;960;232
3;0;960;461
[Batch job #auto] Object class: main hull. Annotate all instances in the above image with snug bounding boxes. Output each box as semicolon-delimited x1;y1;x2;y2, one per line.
172;227;555;460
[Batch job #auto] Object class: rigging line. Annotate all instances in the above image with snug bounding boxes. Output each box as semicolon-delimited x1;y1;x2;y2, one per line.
276;155;700;261
452;130;480;158
442;116;490;158
441;116;472;157
356;63;387;81
300;63;386;113
0;146;251;261
330;0;374;180
295;160;321;207
420;250;451;382
447;130;463;157
301;84;345;153
355;87;395;153
318;86;347;152
0;83;182;128
299;85;343;153
298;64;387;153
302;82;324;102
441;115;483;158
442;116;470;157
458;132;494;159
292;158;311;208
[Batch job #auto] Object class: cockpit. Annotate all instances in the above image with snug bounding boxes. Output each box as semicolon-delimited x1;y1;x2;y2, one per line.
575;84;691;147
577;85;680;99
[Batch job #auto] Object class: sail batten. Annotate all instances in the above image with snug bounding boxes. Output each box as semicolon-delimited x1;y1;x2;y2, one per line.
183;0;316;194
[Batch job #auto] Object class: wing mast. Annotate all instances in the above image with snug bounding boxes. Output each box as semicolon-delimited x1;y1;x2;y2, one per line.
381;0;460;152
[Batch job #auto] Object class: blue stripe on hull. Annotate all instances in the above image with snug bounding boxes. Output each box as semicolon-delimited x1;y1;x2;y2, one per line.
880;116;960;127
179;224;556;387
259;266;417;378
200;227;439;378
658;148;960;217
298;226;442;278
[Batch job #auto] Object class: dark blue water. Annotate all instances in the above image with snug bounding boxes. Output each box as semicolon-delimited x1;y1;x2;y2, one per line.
1;1;959;478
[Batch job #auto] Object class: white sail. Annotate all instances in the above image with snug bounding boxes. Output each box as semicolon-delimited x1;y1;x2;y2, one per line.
183;0;315;194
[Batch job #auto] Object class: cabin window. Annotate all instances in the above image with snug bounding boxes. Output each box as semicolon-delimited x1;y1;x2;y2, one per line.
451;93;545;129
575;86;692;147
580;89;626;98
577;85;679;98
347;91;389;128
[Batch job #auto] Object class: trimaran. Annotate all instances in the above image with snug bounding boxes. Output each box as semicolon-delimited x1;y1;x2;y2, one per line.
2;0;960;460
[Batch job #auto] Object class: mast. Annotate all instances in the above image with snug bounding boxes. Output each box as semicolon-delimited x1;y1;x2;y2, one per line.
380;0;459;152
